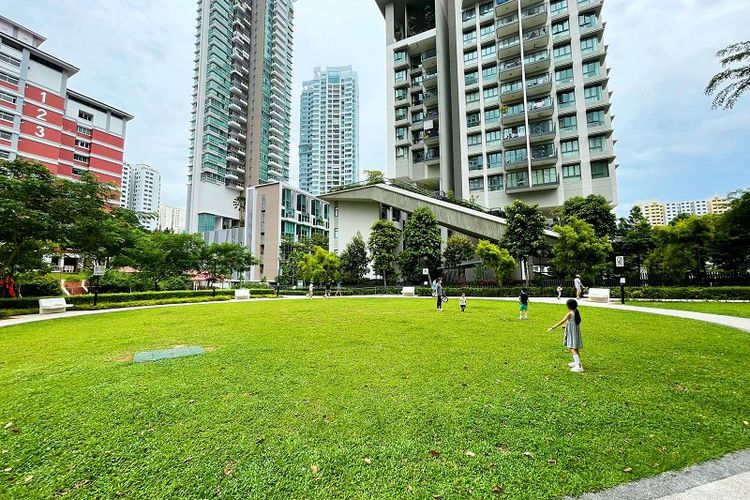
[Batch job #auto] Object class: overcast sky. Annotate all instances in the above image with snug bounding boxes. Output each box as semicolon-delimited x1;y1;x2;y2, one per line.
4;0;749;215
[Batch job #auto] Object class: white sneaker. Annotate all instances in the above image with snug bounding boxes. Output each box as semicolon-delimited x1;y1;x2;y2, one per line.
568;361;576;367
570;365;584;373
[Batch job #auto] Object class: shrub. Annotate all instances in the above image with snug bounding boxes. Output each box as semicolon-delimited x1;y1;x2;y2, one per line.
16;275;62;297
158;276;191;291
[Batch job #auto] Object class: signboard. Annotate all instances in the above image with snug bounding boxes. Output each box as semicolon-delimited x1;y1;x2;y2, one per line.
620;277;626;285
615;256;625;268
93;266;107;276
422;268;430;275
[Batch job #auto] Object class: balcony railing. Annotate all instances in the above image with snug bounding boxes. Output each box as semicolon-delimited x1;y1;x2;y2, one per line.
524;50;550;65
421;49;437;62
531;144;556;160
425;148;440;161
499;57;522;72
522;4;547;19
524;26;548;42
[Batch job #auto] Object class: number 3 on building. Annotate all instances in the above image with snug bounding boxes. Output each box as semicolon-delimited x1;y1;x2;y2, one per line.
35;125;45;138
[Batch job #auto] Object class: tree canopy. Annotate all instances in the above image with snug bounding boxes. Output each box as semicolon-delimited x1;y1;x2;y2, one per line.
339;232;370;284
475;240;516;286
501;200;548;285
368;220;401;286
443;234;476;270
398;207;442;284
561;194;617;239
552;217;613;281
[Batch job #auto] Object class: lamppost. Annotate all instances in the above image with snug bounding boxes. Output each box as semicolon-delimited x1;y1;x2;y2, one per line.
93;247;106;306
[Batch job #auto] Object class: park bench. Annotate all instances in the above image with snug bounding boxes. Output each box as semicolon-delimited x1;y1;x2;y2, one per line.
234;289;251;300
38;297;75;315
587;288;611;303
401;286;416;297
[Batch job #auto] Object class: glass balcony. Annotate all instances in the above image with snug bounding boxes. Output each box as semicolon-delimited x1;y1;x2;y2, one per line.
496;13;519;38
527;96;554;119
521;3;547;29
529;120;556;142
523;26;549;52
495;0;517;17
523;49;550;73
425;148;440;164
422;70;439;89
531;143;557;165
423;89;439;106
503;125;527;147
421;49;437;70
424;128;439;145
506;175;559;193
499;57;523;81
525;73;552;97
502;103;526;125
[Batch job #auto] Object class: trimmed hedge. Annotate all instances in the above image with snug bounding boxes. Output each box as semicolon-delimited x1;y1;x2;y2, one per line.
622;286;750;301
16;275;63;297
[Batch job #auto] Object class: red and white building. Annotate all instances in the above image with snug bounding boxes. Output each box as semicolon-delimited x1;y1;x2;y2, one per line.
0;16;133;192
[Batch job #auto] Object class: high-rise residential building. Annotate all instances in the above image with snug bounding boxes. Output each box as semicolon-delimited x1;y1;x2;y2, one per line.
0;16;132;191
708;195;731;216
640;201;666;227
186;0;295;234
158;205;187;233
299;66;360;195
664;199;709;223
121;163;161;229
637;195;731;226
374;0;618;211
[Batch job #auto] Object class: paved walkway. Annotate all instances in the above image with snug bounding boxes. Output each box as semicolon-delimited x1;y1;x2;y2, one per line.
1;295;749;499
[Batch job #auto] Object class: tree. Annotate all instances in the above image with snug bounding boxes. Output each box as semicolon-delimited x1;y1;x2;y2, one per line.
121;232;205;290
398;207;442;284
475;240;516;286
552;217;613;281
0;159;63;296
501;200;548;286
368;220;401;286
561;194;617;239
298;246;340;285
365;170;385;184
442;235;475;269
712;190;750;271
705;41;750;110
645;215;715;280
339;232;370;284
200;242;259;289
277;236;307;286
311;232;329;252
233;196;246;225
613;206;654;273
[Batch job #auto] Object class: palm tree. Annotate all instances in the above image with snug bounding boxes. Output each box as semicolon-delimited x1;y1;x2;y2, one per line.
705;41;750;110
233;195;246;225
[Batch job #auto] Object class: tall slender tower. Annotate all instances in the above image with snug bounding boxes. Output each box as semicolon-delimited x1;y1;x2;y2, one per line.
299;66;360;195
186;0;295;234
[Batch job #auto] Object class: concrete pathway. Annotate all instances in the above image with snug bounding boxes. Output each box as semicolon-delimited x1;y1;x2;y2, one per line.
1;295;749;499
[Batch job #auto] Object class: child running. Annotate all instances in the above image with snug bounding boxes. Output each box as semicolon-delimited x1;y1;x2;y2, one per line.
518;289;529;320
547;299;584;373
459;293;467;313
556;286;563;300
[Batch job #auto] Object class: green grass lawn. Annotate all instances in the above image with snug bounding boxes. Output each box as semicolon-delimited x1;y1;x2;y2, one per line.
629;301;750;319
1;299;749;499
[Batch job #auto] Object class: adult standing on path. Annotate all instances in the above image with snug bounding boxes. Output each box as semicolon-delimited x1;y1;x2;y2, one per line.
307;282;314;299
435;278;444;312
574;275;584;299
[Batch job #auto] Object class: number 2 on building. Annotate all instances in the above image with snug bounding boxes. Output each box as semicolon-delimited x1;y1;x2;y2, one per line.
36;108;47;121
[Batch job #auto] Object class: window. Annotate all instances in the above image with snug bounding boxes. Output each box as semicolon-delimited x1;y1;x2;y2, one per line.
468;154;484;170
334;207;340;217
73;153;89;163
562;164;581;178
466;90;480;103
394;51;407;64
507;171;529;189
483;86;499;100
0;71;19;86
77;125;92;135
579;13;597;29
555;67;574;84
462;8;476;22
412;110;425;123
588;135;606;153
0;130;11;140
561;139;579;158
396;146;407;158
587;110;604;127
482;65;497;81
0;91;16;104
486;130;501;144
580;36;598;54
0;110;13;122
591;161;610;178
532;167;557;185
553;44;572;61
488;174;503;191
557;90;576;109
487;152;502;169
465;70;479;85
480;24;494;38
0;53;21;67
584;84;603;103
469;177;484;191
464;30;477;44
480;44;496;59
559;115;578;132
550;0;568;14
395;107;407;120
464;50;478;63
395;88;407;101
504;147;528;165
394;70;407;83
467;133;482;146
583;61;601;78
485;108;500;124
0;150;10;159
552;19;569;37
78;110;94;122
479;1;493;16
75;139;90;149
467;112;481;127
395;126;407;140
334;228;339;239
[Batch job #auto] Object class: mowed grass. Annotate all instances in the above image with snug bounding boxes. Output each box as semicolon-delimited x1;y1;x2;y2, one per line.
629;301;750;319
1;299;750;499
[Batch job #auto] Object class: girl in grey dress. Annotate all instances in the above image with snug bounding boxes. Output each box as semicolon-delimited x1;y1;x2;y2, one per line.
547;299;584;373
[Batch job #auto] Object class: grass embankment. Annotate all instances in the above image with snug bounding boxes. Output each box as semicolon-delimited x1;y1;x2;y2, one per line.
1;299;749;498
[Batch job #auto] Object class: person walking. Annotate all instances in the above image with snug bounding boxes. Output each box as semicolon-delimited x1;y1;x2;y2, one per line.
547;299;584;373
459;293;467;313
324;281;331;299
574;275;584;299
307;282;314;299
518;289;529;320
335;282;342;297
556;286;563;300
435;278;444;312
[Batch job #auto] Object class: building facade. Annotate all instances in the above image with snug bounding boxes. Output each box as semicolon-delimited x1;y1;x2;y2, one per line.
299;66;360;195
374;0;618;211
640;201;666;227
0;16;132;191
244;182;329;281
158;205;187;233
637;195;730;226
186;0;295;234
120;163;161;229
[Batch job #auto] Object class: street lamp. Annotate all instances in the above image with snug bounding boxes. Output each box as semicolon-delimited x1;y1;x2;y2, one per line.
93;246;106;306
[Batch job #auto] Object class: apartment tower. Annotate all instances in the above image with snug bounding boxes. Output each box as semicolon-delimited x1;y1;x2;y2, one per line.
299;66;360;195
186;0;295;233
121;163;162;229
375;0;618;210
